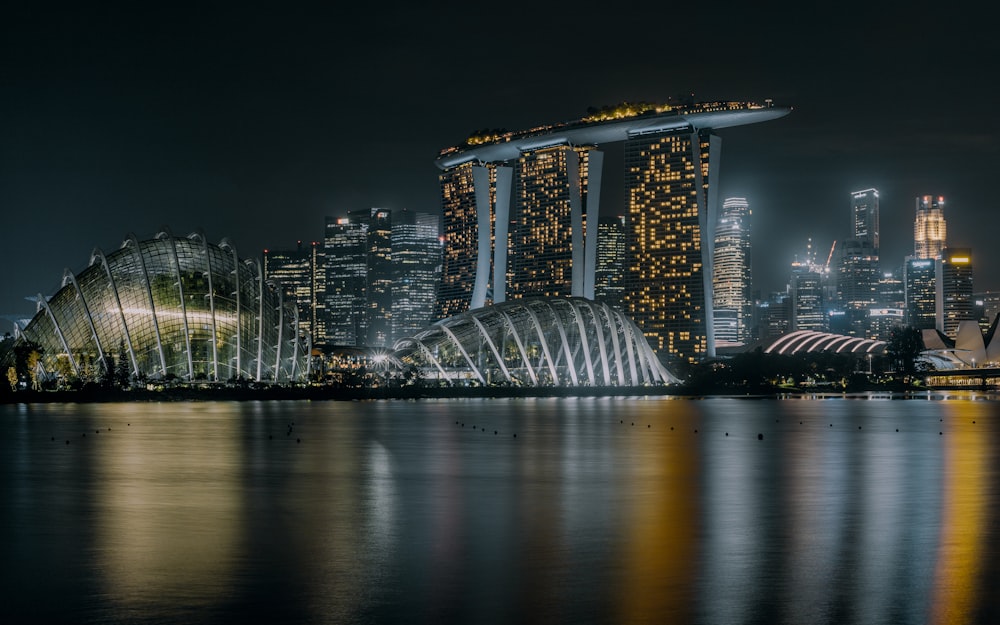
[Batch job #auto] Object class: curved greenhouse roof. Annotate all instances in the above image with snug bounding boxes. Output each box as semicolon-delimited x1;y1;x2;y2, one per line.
763;330;886;356
15;229;309;383
393;297;677;386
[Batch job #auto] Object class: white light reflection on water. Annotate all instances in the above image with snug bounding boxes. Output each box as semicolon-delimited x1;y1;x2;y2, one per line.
1;395;1000;624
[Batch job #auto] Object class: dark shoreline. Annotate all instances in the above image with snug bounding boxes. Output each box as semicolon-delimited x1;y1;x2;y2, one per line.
0;384;973;404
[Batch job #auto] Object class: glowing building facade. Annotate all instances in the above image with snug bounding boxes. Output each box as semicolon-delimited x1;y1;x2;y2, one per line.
436;162;500;319
915;195;947;259
937;247;974;337
390;209;441;342
434;101;789;364
15;231;309;383
712;197;752;344
905;257;937;330
264;241;322;341
509;145;595;299
324;212;369;346
852;188;879;250
595;215;625;308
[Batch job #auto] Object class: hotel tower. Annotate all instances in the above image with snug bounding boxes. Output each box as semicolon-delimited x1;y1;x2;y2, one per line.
434;100;790;363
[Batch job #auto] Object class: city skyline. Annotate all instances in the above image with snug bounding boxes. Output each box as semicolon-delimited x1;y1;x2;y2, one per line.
2;3;997;320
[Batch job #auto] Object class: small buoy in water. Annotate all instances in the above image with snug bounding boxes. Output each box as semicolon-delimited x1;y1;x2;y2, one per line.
939;432;943;435
513;434;517;438
896;428;899;432
858;426;862;430
51;436;55;441
494;431;497;435
647;424;650;428
725;432;729;436
66;440;69;445
758;433;763;440
694;429;698;433
670;426;674;431
297;438;301;443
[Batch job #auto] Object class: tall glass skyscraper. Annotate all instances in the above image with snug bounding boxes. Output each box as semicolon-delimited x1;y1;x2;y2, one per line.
263;241;321;342
713;197;752;344
852;188;879;250
324;212;369;346
391;209;441;342
837;189;880;337
905;257;937;330
915;195;947;259
595;215;625;309
937;247;974;337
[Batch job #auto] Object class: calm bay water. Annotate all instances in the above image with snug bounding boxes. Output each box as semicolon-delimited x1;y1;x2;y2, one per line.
2;394;999;624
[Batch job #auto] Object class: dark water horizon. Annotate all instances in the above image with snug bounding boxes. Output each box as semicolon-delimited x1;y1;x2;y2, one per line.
2;395;999;624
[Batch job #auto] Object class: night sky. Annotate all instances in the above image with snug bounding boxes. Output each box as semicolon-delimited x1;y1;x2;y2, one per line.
2;2;997;321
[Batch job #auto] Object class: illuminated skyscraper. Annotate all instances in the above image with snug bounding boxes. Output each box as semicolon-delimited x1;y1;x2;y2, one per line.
837;190;880;337
324;212;369;346
263;241;321;342
509;145;594;299
937;247;974;337
904;257;937;330
915;195;947;259
434;100;789;363
365;208;393;347
436;161;504;318
595;215;625;308
391;209;441;342
852;188;879;250
713;197;752;344
790;241;826;332
623;127;719;364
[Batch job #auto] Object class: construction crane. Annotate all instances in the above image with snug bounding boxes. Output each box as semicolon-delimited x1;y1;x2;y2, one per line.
824;241;837;271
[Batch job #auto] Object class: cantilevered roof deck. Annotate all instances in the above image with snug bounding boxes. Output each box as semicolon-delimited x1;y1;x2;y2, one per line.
435;101;791;169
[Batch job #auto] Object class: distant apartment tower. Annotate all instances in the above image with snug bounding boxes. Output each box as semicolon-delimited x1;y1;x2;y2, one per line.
790;251;825;332
713;197;753;345
915;195;947;259
838;189;880;337
595;215;625;308
937;247;974;337
852;188;879;250
904;257;937;330
263;241;321;343
391;209;441;342
758;291;791;342
324;212;370;346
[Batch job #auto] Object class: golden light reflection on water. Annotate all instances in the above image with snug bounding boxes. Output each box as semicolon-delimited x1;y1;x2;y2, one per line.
616;400;699;624
91;403;242;612
930;402;988;625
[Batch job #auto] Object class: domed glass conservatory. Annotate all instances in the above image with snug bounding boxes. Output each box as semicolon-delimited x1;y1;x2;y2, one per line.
15;230;309;383
393;297;677;386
